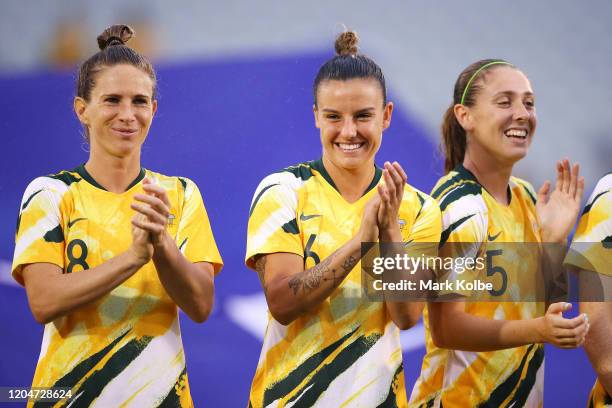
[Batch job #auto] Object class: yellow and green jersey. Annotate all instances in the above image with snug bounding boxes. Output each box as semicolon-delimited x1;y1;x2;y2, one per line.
410;164;545;408
12;165;222;408
565;172;612;408
245;159;441;408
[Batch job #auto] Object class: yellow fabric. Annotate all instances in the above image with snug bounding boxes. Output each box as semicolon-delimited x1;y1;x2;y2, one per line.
565;173;612;276
566;173;612;408
245;160;441;408
410;165;544;408
12;167;222;408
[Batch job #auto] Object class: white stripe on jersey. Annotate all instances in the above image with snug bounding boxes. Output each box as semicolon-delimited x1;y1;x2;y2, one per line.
92;318;185;408
14;177;68;261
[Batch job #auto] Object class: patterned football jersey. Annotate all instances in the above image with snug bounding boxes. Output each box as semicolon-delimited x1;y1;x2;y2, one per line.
245;159;441;408
12;165;223;408
410;164;545;408
565;172;612;408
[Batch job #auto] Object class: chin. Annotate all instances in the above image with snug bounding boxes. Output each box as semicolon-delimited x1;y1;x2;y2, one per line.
503;149;529;166
109;145;140;158
336;156;370;171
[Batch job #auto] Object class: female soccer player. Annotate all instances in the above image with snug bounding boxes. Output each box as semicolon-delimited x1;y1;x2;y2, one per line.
566;172;612;406
409;59;589;407
245;31;441;407
12;25;222;406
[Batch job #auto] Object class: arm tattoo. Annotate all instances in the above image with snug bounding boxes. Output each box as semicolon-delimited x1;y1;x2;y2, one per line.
341;255;358;273
287;252;359;295
288;254;335;295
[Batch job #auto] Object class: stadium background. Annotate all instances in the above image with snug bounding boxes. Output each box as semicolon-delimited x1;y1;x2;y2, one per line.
1;1;610;406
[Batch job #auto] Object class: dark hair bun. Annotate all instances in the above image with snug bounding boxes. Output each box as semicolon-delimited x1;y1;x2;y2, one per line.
335;31;359;56
97;25;135;50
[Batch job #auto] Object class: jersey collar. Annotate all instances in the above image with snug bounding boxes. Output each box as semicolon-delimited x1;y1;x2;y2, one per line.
310;158;383;197
455;163;512;205
74;164;146;192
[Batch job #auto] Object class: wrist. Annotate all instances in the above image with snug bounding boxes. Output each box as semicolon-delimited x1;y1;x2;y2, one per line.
152;231;174;259
379;226;402;242
539;228;567;244
125;247;149;269
530;317;545;343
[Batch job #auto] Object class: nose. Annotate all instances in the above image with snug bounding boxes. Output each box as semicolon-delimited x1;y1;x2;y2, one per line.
513;102;530;122
340;118;357;138
117;101;136;123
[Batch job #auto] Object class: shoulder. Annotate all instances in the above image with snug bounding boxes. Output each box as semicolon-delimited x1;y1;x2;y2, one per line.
251;161;316;202
401;184;439;218
594;172;612;194
431;168;486;218
145;170;201;197
20;169;80;206
579;172;612;219
510;176;537;205
586;172;612;207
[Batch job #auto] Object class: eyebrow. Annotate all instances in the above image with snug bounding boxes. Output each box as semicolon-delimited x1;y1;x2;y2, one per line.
493;91;534;98
100;93;151;99
320;107;376;114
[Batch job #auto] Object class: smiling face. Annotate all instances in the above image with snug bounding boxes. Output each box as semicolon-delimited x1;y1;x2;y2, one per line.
314;78;393;173
74;64;157;159
459;66;536;166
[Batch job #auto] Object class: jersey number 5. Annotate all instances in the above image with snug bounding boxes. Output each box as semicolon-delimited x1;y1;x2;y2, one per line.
486;249;507;296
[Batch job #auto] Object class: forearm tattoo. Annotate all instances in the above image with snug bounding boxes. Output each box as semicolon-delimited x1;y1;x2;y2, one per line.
287;252;359;295
341;255;358;274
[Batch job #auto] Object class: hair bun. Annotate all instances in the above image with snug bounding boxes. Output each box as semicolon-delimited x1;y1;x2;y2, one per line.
97;25;135;50
334;31;359;56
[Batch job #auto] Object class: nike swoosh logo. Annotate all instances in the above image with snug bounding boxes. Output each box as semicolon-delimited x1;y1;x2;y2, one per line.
488;231;501;241
403;239;414;247
68;218;87;228
300;213;321;221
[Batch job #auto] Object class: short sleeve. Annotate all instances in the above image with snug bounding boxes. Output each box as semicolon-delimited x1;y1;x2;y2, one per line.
401;191;442;261
408;192;442;244
12;177;67;285
436;187;488;297
177;178;223;275
565;174;612;275
245;174;304;270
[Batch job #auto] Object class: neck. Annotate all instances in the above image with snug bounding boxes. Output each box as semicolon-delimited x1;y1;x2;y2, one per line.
463;145;513;205
322;156;375;203
85;147;141;193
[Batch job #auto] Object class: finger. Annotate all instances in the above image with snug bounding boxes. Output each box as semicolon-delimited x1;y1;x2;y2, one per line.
392;161;408;183
377;185;391;221
555;161;563;191
537;180;550;204
561;159;570;193
131;219;149;234
131;203;168;225
382;168;397;202
553;322;588;339
142;177;151;185
133;194;170;217
576;177;585;203
547;301;571;315
386;162;405;201
369;194;381;208
384;165;402;204
378;184;391;205
553;313;588;330
142;183;171;207
557;338;580;348
568;162;579;197
132;217;166;235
